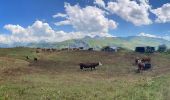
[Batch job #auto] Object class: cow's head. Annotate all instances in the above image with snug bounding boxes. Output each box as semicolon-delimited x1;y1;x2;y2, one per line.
99;62;102;66
137;59;142;64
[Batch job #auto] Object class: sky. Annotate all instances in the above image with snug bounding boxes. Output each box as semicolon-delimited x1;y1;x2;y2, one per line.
0;0;170;44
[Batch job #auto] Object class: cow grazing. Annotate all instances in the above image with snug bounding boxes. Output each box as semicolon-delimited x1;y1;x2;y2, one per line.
73;48;79;51
51;48;56;52
135;56;151;65
137;59;145;71
41;48;45;52
34;57;38;62
79;62;102;70
141;57;151;63
26;56;29;60
88;48;93;51
61;48;69;51
136;59;152;73
46;49;51;52
36;50;40;53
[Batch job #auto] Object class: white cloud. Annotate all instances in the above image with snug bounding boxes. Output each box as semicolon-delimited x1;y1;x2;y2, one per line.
0;20;115;44
151;3;170;23
138;32;170;41
52;13;67;18
54;20;70;26
0;20;91;44
4;24;26;35
94;0;105;8
138;32;158;38
55;3;117;36
107;0;152;26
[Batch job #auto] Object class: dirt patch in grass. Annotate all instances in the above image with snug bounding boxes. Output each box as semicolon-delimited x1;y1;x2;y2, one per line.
2;67;34;76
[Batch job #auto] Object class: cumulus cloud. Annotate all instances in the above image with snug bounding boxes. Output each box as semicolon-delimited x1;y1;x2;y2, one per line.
151;3;170;23
4;25;24;33
107;0;152;26
0;20;116;44
0;20;91;44
55;3;117;36
94;0;105;8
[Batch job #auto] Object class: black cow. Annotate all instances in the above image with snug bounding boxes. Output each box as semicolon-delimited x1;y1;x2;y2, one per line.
79;62;102;70
26;56;29;60
88;48;93;51
34;57;38;62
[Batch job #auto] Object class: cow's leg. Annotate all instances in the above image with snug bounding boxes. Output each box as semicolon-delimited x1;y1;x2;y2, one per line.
91;67;92;71
138;65;141;73
80;66;83;70
142;64;145;70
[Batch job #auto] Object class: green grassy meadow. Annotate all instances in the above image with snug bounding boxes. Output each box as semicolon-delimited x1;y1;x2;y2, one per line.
0;47;170;100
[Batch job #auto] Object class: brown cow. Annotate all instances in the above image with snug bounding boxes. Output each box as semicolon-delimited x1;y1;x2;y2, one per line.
137;59;145;71
136;57;152;73
141;57;151;63
79;62;102;70
36;50;40;53
46;49;51;52
51;48;56;52
135;56;151;65
72;48;79;51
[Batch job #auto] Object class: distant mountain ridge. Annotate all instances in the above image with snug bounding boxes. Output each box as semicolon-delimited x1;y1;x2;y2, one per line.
26;36;170;50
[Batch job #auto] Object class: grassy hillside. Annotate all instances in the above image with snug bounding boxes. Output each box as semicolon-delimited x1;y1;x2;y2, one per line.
0;47;170;99
27;36;170;50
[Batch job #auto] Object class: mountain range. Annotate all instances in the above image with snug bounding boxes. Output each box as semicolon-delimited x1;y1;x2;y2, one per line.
25;36;170;50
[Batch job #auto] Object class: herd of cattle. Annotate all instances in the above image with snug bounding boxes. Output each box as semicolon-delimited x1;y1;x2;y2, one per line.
26;48;152;73
78;57;152;72
35;47;93;53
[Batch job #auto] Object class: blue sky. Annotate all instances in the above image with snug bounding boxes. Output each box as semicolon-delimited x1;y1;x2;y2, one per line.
0;0;170;44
